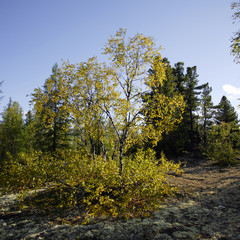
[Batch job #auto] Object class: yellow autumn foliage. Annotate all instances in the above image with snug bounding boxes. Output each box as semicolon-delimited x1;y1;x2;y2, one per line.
0;149;182;221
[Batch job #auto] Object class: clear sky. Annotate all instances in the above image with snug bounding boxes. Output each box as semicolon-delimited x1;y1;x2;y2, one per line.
0;0;240;115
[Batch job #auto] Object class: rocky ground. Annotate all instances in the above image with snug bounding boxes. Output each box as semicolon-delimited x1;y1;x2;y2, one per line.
0;154;240;240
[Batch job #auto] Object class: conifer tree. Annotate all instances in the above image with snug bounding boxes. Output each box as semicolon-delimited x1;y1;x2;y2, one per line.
145;58;185;155
0;99;25;168
215;95;239;125
203;95;240;165
184;66;206;149
199;83;214;147
172;62;186;94
148;62;209;154
23;110;35;154
162;62;188;154
32;64;71;154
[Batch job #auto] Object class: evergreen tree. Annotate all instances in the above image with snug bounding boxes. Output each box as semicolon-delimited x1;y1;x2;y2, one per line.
184;66;205;150
203;95;240;165
144;58;186;156
161;62;189;154
172;62;186;94
148;61;210;155
32;64;72;154
199;83;214;147
23;110;35;153
215;96;239;125
0;99;25;168
162;64;205;153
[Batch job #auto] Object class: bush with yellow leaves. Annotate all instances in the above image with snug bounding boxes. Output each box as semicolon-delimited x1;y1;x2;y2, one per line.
0;149;182;221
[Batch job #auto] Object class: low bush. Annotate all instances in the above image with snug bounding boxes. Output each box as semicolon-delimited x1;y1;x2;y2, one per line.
204;123;240;166
0;149;182;222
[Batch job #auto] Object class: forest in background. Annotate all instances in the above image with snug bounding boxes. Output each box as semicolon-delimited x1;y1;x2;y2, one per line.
0;47;239;167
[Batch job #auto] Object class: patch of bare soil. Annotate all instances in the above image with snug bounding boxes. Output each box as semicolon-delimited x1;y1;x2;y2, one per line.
164;152;240;239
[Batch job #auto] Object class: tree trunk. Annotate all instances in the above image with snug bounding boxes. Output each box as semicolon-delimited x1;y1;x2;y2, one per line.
189;107;194;150
53;121;57;153
203;107;207;148
119;142;123;175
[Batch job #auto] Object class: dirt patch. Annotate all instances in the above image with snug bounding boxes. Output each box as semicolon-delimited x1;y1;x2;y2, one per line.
163;154;240;239
169;154;240;200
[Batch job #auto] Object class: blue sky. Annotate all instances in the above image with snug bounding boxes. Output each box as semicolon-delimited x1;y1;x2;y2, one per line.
0;0;240;115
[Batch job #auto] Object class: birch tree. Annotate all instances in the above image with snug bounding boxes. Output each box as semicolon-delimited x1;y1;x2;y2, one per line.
36;29;185;174
102;29;185;172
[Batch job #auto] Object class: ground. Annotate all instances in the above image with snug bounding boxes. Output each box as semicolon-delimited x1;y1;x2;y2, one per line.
0;153;240;239
165;152;240;239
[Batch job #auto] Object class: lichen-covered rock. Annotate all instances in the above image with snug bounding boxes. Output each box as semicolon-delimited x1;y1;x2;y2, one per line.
172;231;197;239
153;233;173;240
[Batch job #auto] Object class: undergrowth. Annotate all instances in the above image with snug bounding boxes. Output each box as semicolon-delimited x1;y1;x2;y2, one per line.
0;149;183;223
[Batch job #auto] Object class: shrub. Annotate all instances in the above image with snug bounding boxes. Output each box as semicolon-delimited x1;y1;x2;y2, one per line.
0;149;182;221
0;152;49;192
79;149;182;220
204;123;239;166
